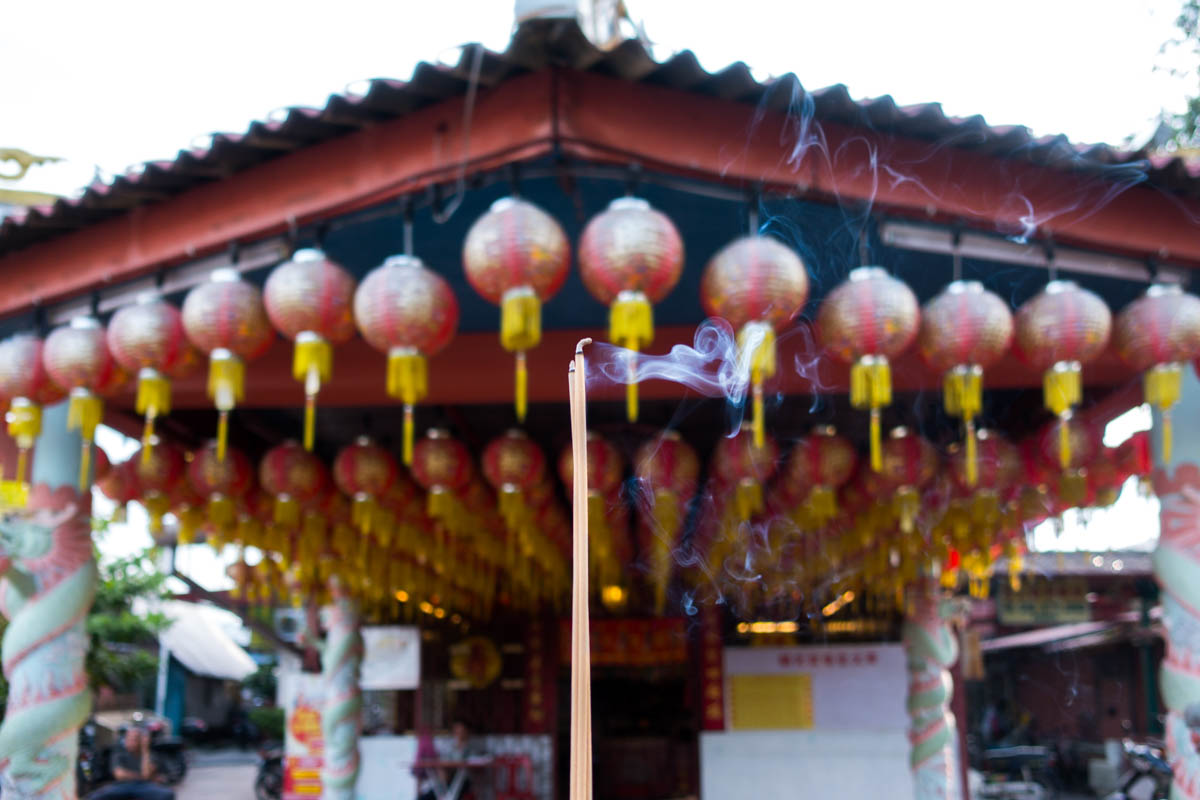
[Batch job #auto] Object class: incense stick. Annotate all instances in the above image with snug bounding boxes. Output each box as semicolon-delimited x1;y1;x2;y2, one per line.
568;339;593;800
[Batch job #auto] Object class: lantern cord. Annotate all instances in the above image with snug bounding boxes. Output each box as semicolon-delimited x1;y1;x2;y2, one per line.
952;228;963;282
304;394;317;453
142;413;156;465
626;352;638;423
402;200;414;257
217;410;230;462
1045;240;1058;282
15;448;27;486
515;351;529;423
403;404;415;466
78;441;91;493
964;417;978;488
431;43;485;225
869;408;882;472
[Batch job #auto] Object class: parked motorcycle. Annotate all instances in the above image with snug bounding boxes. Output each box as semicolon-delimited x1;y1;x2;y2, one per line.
1103;739;1172;800
143;719;188;786
255;742;283;800
76;719;188;793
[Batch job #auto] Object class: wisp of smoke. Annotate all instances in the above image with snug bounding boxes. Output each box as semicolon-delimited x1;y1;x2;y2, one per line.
586;319;765;436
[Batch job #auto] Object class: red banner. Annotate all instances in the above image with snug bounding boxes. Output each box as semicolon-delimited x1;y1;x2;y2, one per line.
524;618;556;732
559;618;687;667
699;606;725;730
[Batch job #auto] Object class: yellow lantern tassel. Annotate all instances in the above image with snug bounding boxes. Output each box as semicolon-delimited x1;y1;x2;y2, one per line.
427;487;456;525
738;322;777;449
498;489;524;533
1059;470;1087;508
67;389;103;491
807;485;838;528
387;348;428;465
1043;362;1081;469
500;288;540;421
208;351;245;461
143;492;170;534
734;478;763;522
351;495;375;533
894;486;919;534
944;366;983;486
136;370;171;463
611;291;654;423
208;494;235;530
7;399;40;487
300;339;325;450
1145;363;1183;464
275;495;300;528
850;356;892;471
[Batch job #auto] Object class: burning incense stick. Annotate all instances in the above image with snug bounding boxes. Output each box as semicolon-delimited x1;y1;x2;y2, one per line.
568;338;593;800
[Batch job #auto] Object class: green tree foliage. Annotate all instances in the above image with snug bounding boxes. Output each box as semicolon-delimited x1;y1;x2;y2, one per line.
86;551;170;694
1163;1;1200;147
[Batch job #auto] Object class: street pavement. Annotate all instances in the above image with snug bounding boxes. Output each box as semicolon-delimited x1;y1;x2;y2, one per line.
176;749;258;800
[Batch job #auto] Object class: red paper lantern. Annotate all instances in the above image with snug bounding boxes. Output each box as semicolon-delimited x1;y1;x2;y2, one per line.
108;296;193;458
1112;284;1200;463
781;426;857;526
134;437;186;532
633;431;699;613
354;255;459;464
0;333;65;485
818;267;920;471
333;437;399;531
949;430;1019;494
712;426;779;521
482;430;546;534
879;428;938;533
1014;280;1111;468
98;458;140;509
181;268;275;460
557;432;623;497
1037;418;1100;509
579;197;685;421
483;429;546;492
260;441;331;527
412;429;473;524
188;442;253;530
44;317;117;490
462;197;570;422
701;235;809;446
918;281;1013;485
264;249;358;451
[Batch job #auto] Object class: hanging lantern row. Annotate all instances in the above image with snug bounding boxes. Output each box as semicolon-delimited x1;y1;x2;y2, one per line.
3;195;1199;509
689;416;1150;620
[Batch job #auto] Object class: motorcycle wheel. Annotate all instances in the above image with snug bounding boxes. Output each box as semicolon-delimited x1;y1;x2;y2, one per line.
155;752;187;785
255;765;283;800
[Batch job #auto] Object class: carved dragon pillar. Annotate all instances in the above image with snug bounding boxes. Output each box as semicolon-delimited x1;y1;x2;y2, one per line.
1155;464;1200;799
0;400;98;798
321;577;363;800
903;583;962;800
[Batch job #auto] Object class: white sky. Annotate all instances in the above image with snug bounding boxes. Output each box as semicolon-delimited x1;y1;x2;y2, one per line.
4;0;1198;196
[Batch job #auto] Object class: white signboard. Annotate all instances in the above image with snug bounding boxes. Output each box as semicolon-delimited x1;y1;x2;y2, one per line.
702;644;913;800
723;644;907;730
360;626;420;690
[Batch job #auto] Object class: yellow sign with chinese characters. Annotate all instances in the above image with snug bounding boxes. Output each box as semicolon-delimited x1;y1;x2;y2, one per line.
729;673;814;730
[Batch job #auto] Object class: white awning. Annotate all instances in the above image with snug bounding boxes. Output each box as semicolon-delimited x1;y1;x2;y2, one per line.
158;600;257;681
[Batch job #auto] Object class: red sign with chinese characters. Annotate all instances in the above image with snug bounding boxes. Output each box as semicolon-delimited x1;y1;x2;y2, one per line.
699;606;725;730
559;618;687;667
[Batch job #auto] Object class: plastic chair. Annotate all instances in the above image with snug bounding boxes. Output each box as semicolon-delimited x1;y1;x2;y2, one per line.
492;754;535;800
